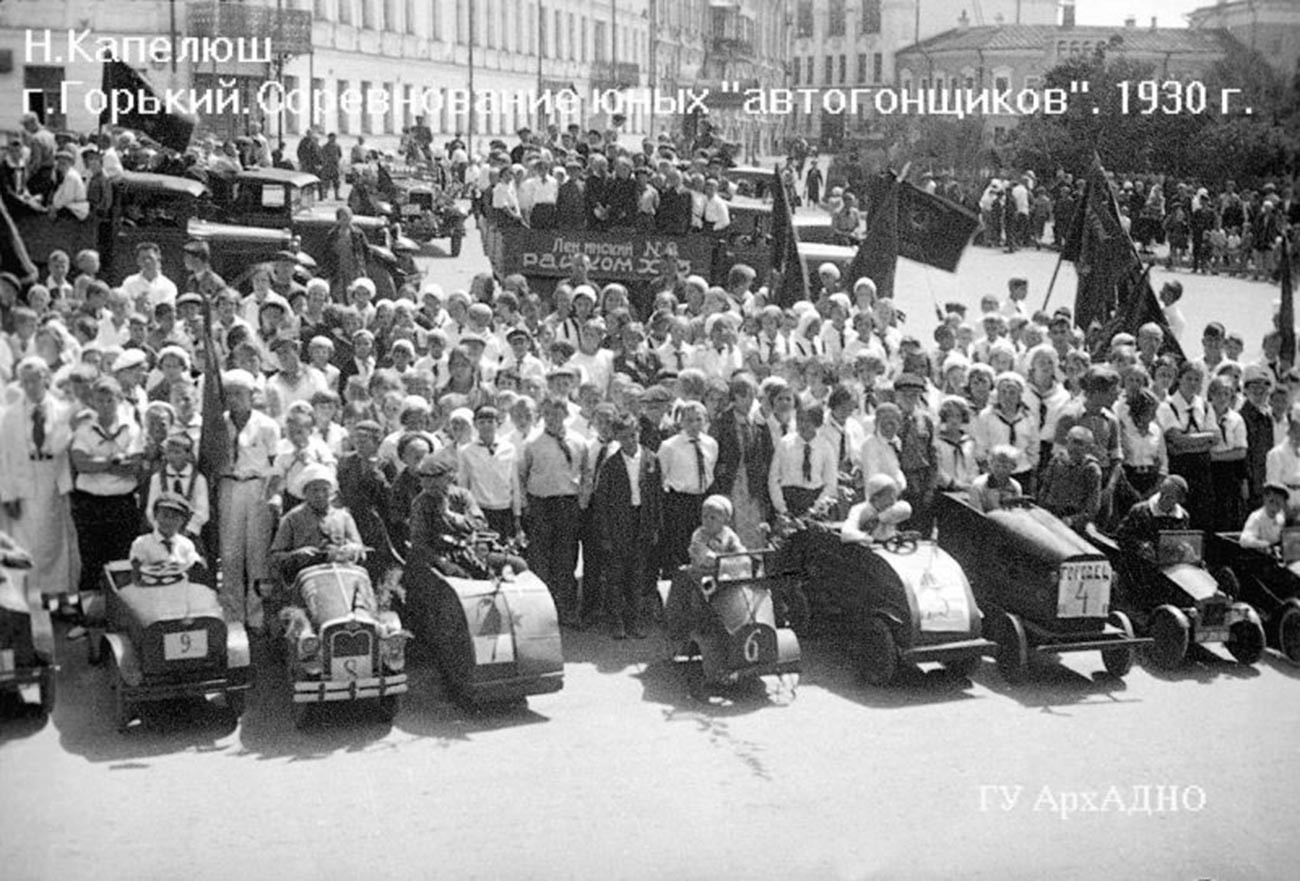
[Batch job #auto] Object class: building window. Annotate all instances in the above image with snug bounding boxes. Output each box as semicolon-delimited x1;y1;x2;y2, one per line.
824;55;833;83
527;4;535;53
828;0;845;36
838;54;846;83
568;12;575;60
383;0;396;31
315;0;330;19
861;0;881;35
361;80;373;133
594;19;606;62
430;0;441;40
580;16;587;62
1024;75;1042;90
455;0;466;43
338;79;350;134
362;0;376;30
796;1;813;38
282;75;300;134
872;52;882;82
555;10;562;59
384;81;395;133
310;77;324;130
857;53;867;83
539;5;547;56
994;75;1010;93
402;84;413;130
792;56;800;85
486;0;495;46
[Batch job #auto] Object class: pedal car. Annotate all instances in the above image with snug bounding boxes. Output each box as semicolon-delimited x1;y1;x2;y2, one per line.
774;521;994;686
402;532;563;707
96;562;252;732
1093;529;1265;670
1206;528;1300;663
0;536;56;717
936;493;1148;682
280;563;411;728
662;550;801;690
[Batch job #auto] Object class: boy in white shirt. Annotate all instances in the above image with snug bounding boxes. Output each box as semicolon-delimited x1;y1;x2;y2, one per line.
1240;482;1289;551
859;402;907;492
130;494;205;584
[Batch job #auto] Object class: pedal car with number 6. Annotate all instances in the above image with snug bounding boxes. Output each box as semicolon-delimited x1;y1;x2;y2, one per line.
279;562;411;728
94;562;252;732
773;520;994;686
662;550;801;692
0;535;56;718
1091;529;1266;670
1205;527;1300;664
936;493;1149;683
401;531;564;707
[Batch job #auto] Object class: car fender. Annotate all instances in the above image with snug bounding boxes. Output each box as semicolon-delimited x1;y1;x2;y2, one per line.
225;621;251;670
1162;563;1221;602
103;632;142;687
30;607;55;664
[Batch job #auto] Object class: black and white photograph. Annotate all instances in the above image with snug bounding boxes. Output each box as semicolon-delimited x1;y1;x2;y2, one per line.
0;0;1298;878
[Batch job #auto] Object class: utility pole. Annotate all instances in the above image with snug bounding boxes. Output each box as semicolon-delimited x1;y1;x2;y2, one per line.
468;0;476;150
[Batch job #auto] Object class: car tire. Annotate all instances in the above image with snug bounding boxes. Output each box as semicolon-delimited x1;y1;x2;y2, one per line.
450;233;463;257
1274;599;1300;665
291;700;313;730
993;612;1029;684
107;654;132;733
1148;604;1190;670
38;664;56;717
857;616;899;687
377;694;400;722
1101;611;1136;679
225;690;246;720
86;633;104;667
1212;566;1242;598
1225;605;1266;666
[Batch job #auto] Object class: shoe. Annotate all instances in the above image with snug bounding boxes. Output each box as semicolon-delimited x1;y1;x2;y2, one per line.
67;625;87;641
611;623;628;640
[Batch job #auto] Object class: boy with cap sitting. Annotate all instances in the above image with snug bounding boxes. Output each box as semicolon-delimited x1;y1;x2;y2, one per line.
130;493;207;586
1039;426;1104;531
1240;482;1290;552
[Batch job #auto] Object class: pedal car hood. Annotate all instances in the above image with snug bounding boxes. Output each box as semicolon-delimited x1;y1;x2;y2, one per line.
1161;563;1221;602
119;582;222;628
986;505;1103;565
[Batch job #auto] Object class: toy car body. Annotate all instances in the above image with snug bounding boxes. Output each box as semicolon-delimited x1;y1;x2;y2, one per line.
402;539;563;706
774;522;994;685
282;563;410;727
1093;529;1266;669
97;563;251;732
662;551;801;689
1206;528;1300;663
936;493;1148;682
0;546;56;717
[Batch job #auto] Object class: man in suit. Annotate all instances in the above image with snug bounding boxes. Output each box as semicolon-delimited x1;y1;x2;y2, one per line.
336;420;399;584
1241;366;1275;510
593;414;663;639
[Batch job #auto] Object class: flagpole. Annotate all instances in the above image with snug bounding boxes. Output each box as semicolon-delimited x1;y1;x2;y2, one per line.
1040;248;1067;312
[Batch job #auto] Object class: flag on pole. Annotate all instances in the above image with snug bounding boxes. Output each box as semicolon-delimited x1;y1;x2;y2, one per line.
847;170;900;300
1063;156;1132;333
196;296;229;564
770;166;810;308
1281;234;1296;370
0;194;38;285
100;59;196;153
896;183;980;273
1085;261;1183;362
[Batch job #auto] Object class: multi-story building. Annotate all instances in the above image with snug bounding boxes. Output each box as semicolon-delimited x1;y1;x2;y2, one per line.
789;0;1060;148
1187;0;1300;78
895;14;1237;144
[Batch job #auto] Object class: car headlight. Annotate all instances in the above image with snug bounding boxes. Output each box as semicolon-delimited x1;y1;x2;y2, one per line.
380;634;409;672
298;635;320;661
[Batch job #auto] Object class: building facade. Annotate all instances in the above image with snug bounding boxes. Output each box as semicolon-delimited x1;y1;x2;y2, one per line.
894;19;1236;144
1187;0;1300;78
788;0;1060;148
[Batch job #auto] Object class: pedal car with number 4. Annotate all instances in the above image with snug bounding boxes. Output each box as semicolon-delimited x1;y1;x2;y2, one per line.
936;493;1149;683
662;550;801;692
94;562;251;732
1205;527;1300;664
1092;529;1266;670
279;562;411;728
0;536;56;718
773;521;994;686
401;531;564;708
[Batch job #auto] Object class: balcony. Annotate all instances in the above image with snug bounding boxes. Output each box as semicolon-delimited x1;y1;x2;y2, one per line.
187;1;314;57
589;60;641;91
710;35;754;57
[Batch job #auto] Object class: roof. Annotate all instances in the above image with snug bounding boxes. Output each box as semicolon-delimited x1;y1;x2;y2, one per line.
898;24;1233;57
235;167;321;189
119;171;206;199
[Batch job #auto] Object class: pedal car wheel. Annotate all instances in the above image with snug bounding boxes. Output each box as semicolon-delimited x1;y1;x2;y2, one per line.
1101;611;1136;679
774;582;811;637
1212;566;1242;598
225;690;246;719
1275;599;1300;664
291;700;313;730
993;612;1029;684
1148;605;1190;669
38;665;56;717
107;655;132;733
1225;606;1266;666
856;616;900;687
377;695;400;722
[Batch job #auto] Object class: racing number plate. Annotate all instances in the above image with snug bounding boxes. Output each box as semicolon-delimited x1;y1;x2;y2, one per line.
163;629;208;660
1057;562;1111;618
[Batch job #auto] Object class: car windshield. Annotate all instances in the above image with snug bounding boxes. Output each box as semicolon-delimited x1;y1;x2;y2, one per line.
299;566;377;622
296;182;317;209
1158;531;1204;566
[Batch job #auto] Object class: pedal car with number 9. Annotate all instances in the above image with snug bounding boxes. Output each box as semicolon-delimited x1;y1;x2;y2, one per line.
936;493;1149;683
773;520;994;687
94;561;252;732
279;562;411;728
1091;529;1266;670
662;550;801;692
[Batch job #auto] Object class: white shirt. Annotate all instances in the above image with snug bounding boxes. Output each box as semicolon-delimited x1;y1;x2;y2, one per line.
1120;415;1169;470
146;466;211;535
1266;442;1300;508
658;432;718;494
1241;507;1285;549
622;447;643;507
1208;407;1247;454
769;433;837;514
71;418;144;495
1157;391;1207;435
691;344;744;379
860;433;907;491
971;404;1041;471
569;349;614;395
121;271;178;312
51;167;89;219
1163;304;1187;343
458;438;521;514
819;416;867;472
656;340;695;374
702;194;730;230
129;529;202;573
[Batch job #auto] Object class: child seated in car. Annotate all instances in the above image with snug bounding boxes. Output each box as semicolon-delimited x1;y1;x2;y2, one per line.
841;474;913;544
689;495;748;578
129;493;206;584
969;445;1024;513
1240;482;1289;551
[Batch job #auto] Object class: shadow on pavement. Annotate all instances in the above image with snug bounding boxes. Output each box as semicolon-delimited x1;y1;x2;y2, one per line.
795;634;984;710
971;655;1140;714
1136;644;1262;684
1260;650;1300;679
0;693;53;742
560;622;670;675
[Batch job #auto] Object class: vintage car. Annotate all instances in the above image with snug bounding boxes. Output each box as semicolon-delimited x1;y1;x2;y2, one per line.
280;563;411;728
773;522;994;686
0;536;55;717
401;533;564;707
1092;529;1266;670
936;493;1149;682
95;562;252;733
388;177;467;255
1206;528;1300;663
721;166;778;200
14;171;295;285
662;550;801;692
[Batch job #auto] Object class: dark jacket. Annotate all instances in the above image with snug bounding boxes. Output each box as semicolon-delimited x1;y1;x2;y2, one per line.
556;179;586;229
336;452;399;569
656;187;693;235
605;175;639;228
708;404;772;513
1240;400;1272;504
592;445;663;548
584;173;610;230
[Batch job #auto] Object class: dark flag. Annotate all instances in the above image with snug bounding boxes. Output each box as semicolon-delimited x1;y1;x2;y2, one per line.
196;295;228;564
0;194;38;285
848;170;900;299
1063;157;1133;333
1086;254;1184;362
896;183;980;272
1281;235;1296;370
100;59;196;153
770;166;810;307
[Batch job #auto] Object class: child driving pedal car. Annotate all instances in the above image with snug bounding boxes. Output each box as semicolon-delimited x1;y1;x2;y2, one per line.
129;493;207;585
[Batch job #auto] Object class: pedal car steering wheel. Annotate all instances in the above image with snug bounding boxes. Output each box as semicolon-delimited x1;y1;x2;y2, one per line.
881;531;923;553
1001;495;1037;509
